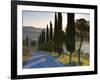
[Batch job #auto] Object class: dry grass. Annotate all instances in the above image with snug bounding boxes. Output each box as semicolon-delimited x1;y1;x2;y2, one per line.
57;54;69;64
23;47;34;61
50;52;89;66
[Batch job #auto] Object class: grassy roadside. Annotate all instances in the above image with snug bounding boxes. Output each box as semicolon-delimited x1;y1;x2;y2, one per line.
23;47;34;62
50;51;89;66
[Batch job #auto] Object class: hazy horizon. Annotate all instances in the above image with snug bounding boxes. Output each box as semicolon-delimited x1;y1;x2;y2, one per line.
23;11;90;31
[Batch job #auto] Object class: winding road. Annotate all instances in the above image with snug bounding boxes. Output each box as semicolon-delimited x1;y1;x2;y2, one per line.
23;50;65;68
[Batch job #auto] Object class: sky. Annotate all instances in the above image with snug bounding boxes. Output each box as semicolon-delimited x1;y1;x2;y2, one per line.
23;11;90;31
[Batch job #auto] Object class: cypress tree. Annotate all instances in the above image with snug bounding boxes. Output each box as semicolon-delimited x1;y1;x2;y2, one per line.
41;29;45;44
50;21;53;40
57;12;63;55
46;24;49;43
53;13;58;52
54;13;58;37
41;29;44;43
40;31;42;44
43;29;45;43
58;12;62;30
66;13;75;63
53;12;64;55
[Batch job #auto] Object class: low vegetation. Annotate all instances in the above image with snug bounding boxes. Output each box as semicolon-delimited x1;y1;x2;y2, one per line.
23;47;34;61
50;51;89;66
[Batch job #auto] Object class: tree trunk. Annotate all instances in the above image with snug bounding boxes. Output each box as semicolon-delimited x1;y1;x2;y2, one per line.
78;35;83;65
69;52;72;63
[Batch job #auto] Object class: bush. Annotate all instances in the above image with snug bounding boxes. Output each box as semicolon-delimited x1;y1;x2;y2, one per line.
38;40;55;52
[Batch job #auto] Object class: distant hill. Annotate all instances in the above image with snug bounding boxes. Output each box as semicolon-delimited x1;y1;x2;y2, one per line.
23;26;42;41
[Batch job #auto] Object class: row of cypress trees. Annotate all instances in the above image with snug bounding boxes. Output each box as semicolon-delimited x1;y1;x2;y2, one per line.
38;12;75;63
38;12;64;48
38;21;53;44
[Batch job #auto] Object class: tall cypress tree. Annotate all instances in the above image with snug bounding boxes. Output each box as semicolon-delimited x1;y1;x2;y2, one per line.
50;21;53;40
54;13;58;38
53;12;64;55
43;29;45;43
41;29;44;43
66;13;75;63
46;24;49;43
57;12;63;55
58;12;62;31
53;12;58;52
40;31;42;44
